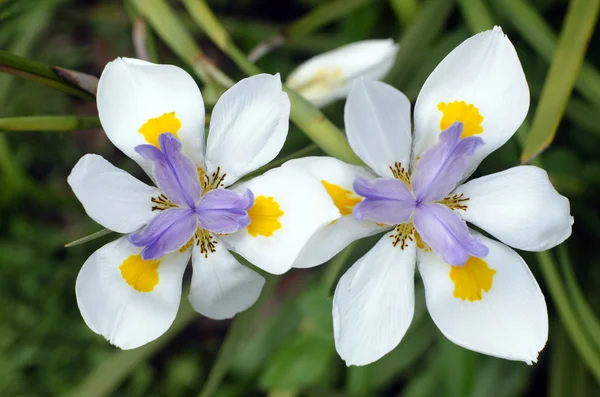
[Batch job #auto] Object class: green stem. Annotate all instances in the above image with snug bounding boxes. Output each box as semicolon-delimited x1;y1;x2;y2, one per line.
0;116;101;131
181;0;362;165
198;276;279;397
0;51;96;100
65;229;113;248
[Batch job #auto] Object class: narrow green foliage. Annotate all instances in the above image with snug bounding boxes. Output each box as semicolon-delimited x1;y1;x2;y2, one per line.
386;0;455;87
0;51;96;100
458;0;495;34
0;116;100;131
521;0;600;162
495;0;600;110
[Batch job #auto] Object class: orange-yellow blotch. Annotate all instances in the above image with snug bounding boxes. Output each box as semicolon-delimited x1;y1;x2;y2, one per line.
119;254;161;293
321;180;362;216
438;101;484;138
247;196;284;237
449;256;496;301
138;112;181;147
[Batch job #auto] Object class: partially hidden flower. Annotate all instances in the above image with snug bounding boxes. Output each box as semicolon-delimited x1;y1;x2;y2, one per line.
285;27;573;365
286;39;398;108
68;58;340;349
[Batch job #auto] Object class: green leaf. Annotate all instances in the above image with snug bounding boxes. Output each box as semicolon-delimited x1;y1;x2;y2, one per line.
0;51;96;100
458;0;495;34
521;0;600;163
68;291;198;397
0;116;101;132
386;0;456;88
259;332;335;391
493;0;600;110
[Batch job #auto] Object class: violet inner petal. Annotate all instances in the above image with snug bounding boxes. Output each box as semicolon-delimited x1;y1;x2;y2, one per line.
129;208;198;260
196;188;255;234
135;133;202;208
352;177;416;224
411;122;484;203
413;203;488;266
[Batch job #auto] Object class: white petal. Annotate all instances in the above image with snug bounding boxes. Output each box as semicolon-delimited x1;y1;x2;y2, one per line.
221;164;340;275
455;166;573;251
418;233;548;363
287;39;399;108
76;236;190;349
97;58;206;173
412;27;529;177
282;157;385;269
189;238;265;320
68;154;160;233
333;234;416;366
205;74;290;186
345;79;412;178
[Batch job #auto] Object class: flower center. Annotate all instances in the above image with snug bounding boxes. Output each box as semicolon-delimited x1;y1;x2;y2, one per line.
129;133;253;260
352;123;489;266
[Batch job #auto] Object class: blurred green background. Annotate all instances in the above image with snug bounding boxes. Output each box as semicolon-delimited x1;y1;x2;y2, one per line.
1;0;600;396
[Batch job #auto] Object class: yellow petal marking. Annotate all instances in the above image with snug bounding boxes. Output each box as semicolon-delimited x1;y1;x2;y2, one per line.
288;67;346;94
247;196;284;237
438;101;484;138
321;180;362;216
449;256;496;301
119;254;161;293
138;112;181;147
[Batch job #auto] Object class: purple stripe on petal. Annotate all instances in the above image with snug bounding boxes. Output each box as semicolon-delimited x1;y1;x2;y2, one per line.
196;188;255;234
412;122;484;203
352;177;416;224
135;133;202;207
129;208;198;259
413;203;488;266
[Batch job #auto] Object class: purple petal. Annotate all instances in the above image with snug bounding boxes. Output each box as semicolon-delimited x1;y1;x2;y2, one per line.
129;208;198;260
196;188;255;234
135;133;202;208
353;177;414;201
352;177;416;224
413;203;488;266
412;122;484;203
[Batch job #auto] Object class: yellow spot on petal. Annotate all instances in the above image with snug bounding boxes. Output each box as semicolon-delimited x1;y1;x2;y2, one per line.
449;256;496;302
138;112;181;147
288;67;346;94
438;101;484;138
247;196;284;237
321;180;362;216
119;254;160;293
179;237;194;253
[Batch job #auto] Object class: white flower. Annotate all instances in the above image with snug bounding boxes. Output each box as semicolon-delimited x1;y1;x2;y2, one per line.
286;27;573;365
68;58;339;349
286;39;399;108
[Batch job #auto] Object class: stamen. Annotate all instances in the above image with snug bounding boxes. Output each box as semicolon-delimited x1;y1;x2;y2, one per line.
389;222;415;249
388;162;411;186
196;228;219;258
200;166;228;192
150;193;178;212
438;193;469;211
